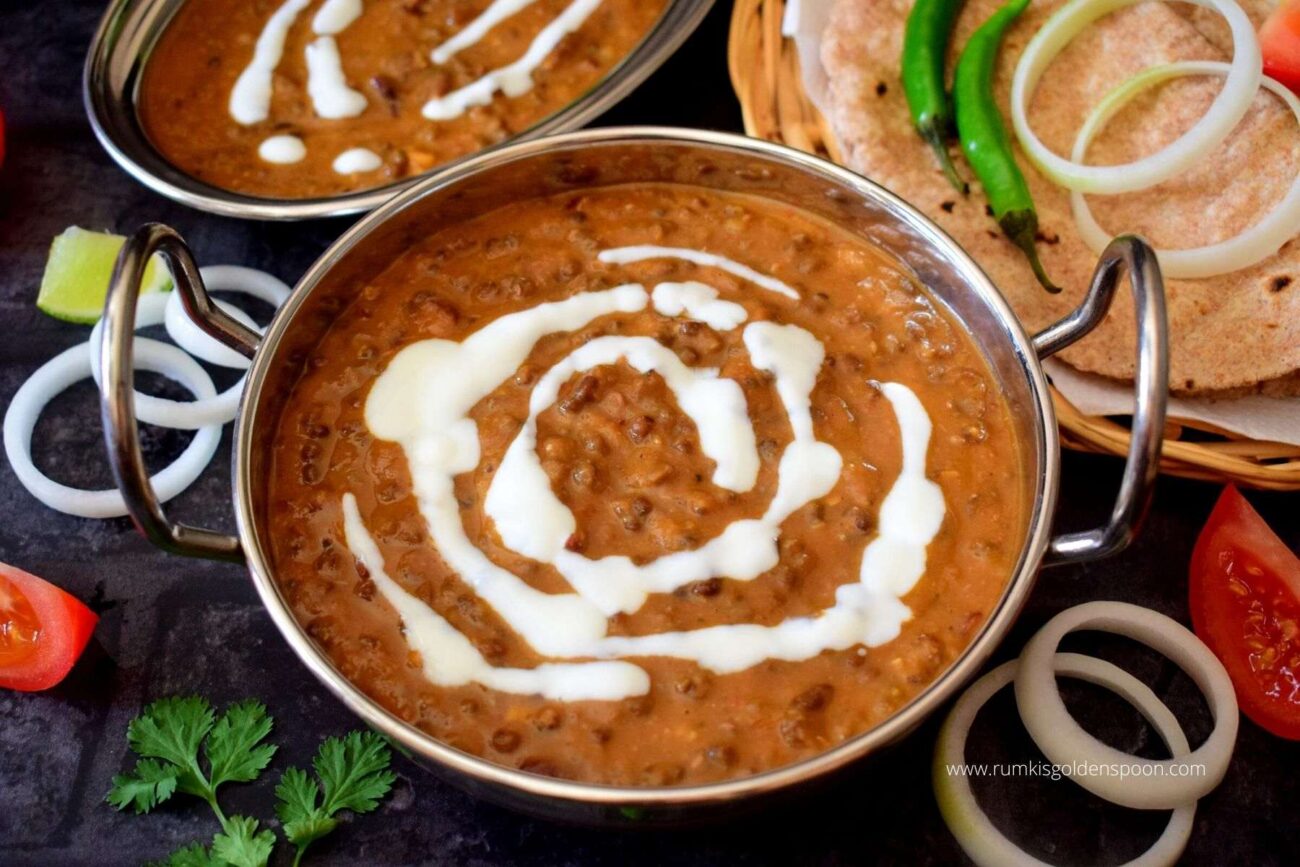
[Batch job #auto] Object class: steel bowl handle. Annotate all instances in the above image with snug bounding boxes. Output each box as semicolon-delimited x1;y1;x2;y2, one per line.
1032;235;1169;567
99;223;261;562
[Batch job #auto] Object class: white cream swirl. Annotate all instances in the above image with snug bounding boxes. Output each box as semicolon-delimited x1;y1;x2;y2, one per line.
331;147;382;174
422;0;604;121
234;0;616;168
313;0;363;33
348;249;947;701
230;0;313;125
342;493;649;699
430;0;544;64
258;135;307;164
305;36;367;119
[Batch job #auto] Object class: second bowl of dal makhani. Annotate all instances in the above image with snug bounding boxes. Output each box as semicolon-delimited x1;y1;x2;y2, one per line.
86;0;710;216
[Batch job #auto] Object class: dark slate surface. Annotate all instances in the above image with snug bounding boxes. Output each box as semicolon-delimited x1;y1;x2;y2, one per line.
1;1;1297;864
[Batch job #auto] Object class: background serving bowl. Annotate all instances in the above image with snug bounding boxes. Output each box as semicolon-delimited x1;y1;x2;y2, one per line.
83;0;715;220
98;127;1167;823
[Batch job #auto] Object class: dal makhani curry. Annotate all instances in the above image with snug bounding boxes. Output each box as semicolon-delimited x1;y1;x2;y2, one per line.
265;183;1027;785
138;0;668;198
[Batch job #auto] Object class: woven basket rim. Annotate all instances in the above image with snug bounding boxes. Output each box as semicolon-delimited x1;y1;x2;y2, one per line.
727;0;1300;490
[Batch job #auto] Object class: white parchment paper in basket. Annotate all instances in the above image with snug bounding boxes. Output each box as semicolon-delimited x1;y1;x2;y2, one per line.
781;0;1300;447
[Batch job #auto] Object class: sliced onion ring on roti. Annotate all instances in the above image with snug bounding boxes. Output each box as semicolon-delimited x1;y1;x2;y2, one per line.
1010;0;1262;195
1070;62;1300;279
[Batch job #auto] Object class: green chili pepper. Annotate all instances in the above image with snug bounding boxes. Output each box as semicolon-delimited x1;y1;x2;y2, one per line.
953;0;1060;294
902;0;968;194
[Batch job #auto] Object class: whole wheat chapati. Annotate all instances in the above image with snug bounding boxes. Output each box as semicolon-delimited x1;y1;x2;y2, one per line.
820;0;1299;395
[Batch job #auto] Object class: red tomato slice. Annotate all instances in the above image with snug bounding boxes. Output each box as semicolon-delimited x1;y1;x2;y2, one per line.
0;562;98;692
1190;486;1300;740
1261;0;1300;95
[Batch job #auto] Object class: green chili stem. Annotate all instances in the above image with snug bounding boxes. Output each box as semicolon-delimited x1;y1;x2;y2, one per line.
1001;211;1061;294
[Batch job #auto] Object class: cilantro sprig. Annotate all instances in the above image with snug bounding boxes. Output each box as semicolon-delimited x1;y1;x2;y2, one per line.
109;698;276;822
106;697;397;867
275;732;398;867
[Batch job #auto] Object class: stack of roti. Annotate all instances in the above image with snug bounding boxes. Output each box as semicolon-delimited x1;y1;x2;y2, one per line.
816;0;1298;397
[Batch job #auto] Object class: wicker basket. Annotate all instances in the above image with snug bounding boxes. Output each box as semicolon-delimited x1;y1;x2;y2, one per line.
728;0;1300;490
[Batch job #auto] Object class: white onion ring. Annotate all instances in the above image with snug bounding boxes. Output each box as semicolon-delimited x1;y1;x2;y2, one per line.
89;266;289;429
89;294;245;430
934;653;1195;867
164;265;291;369
2;340;221;519
165;296;259;369
1010;0;1262;194
1071;62;1300;278
1013;601;1238;810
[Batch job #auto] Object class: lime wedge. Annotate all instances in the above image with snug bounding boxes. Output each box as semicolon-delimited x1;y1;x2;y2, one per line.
36;227;172;324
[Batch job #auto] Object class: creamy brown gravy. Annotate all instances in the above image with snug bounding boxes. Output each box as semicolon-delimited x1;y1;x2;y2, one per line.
138;0;667;198
265;183;1026;785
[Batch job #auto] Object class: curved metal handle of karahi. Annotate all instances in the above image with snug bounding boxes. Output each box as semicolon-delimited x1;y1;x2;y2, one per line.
1033;235;1169;567
98;223;260;562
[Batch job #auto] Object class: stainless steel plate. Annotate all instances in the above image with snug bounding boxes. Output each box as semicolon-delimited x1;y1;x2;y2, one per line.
83;0;715;220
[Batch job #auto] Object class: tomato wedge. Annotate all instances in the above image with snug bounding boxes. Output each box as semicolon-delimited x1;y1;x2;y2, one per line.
1261;0;1300;96
1190;486;1300;740
0;562;98;692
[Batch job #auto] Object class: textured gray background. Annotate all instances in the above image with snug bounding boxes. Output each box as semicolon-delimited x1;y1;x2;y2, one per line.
1;1;1297;864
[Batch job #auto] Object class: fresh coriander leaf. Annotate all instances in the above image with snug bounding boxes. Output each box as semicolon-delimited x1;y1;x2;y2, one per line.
274;767;337;848
147;841;220;867
316;731;397;815
205;700;277;788
128;697;215;766
274;731;397;864
273;768;336;847
106;758;179;814
283;812;338;850
113;695;280;842
273;767;318;825
210;815;275;867
127;697;215;796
